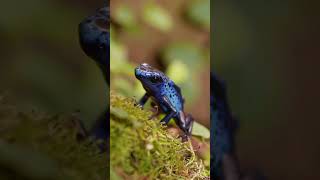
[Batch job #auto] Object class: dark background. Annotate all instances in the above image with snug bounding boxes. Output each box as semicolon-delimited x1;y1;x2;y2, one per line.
213;0;320;179
0;0;107;129
0;1;108;179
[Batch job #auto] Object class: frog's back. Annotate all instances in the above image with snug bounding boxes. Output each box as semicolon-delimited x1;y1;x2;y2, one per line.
160;80;184;112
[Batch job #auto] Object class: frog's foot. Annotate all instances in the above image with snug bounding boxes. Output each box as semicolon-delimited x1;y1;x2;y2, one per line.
174;112;194;141
180;134;189;142
185;113;194;136
134;101;143;109
138;93;149;107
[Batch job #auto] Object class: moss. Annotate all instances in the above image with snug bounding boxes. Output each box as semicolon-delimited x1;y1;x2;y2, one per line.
110;92;209;179
0;92;209;180
0;96;107;180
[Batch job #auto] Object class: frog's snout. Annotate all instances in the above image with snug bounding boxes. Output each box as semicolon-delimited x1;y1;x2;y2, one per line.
138;63;151;71
135;67;141;78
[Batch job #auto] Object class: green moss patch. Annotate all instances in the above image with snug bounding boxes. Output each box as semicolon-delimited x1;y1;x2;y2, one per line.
0;96;107;180
110;92;209;179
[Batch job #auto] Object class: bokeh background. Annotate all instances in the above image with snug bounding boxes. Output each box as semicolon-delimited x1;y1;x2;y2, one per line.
109;1;210;178
110;0;210;128
0;0;107;129
0;1;108;179
213;0;320;179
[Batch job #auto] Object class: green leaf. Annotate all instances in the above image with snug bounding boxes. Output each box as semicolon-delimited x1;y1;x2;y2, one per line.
162;42;205;70
186;0;210;30
110;40;128;71
166;60;189;84
192;121;210;139
143;3;173;32
114;5;136;28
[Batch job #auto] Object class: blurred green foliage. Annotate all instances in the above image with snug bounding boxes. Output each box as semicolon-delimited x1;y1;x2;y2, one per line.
142;2;173;32
192;121;210;139
185;0;210;30
162;42;207;102
114;5;137;29
110;1;210;126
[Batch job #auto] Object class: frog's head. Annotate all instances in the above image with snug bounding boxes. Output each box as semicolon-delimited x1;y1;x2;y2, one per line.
79;7;110;84
135;63;166;89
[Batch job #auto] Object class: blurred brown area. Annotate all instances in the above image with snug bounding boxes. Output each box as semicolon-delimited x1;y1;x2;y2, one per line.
0;0;106;128
213;0;320;179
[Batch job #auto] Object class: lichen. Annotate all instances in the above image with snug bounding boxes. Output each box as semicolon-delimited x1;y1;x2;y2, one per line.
110;92;209;179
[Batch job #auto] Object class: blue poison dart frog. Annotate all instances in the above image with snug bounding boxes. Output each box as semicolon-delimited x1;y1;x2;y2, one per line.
211;73;239;179
211;73;267;180
79;7;109;84
135;63;194;141
78;7;109;144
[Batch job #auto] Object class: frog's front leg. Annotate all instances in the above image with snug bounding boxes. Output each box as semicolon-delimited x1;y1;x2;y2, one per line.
139;93;149;106
160;111;177;124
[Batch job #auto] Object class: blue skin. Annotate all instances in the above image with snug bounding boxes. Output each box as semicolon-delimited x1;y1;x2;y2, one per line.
211;74;267;180
79;7;110;84
135;63;194;140
78;7;109;142
211;73;238;179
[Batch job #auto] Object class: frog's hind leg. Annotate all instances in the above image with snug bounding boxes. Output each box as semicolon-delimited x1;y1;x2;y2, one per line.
184;113;194;136
160;111;176;124
177;113;194;142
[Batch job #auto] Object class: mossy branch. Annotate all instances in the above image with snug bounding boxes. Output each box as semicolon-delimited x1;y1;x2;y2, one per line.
110;92;209;179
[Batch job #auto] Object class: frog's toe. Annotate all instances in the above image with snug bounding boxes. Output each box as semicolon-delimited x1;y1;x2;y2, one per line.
134;102;143;109
180;134;189;142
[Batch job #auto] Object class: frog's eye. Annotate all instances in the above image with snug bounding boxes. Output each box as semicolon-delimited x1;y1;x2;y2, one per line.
150;76;163;83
